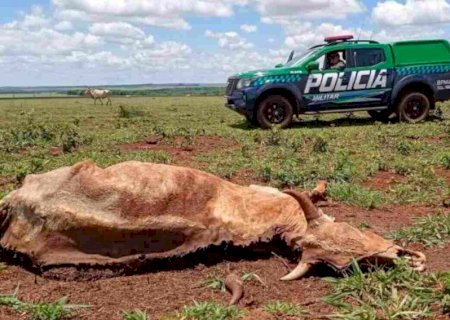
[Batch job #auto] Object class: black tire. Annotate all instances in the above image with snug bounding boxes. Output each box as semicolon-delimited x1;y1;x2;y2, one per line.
397;92;430;123
367;109;393;122
256;95;294;129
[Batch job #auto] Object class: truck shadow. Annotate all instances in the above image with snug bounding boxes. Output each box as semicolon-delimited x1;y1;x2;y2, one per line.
230;114;442;131
229;116;390;131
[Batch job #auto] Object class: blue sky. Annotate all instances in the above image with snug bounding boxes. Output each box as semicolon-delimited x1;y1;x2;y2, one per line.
1;0;450;86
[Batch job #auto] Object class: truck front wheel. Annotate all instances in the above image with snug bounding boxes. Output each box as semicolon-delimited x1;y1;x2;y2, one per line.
397;92;430;123
256;95;294;129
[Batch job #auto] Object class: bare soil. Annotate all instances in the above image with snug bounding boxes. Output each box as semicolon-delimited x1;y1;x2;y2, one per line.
362;171;406;191
118;135;239;166
0;202;448;320
0;167;449;319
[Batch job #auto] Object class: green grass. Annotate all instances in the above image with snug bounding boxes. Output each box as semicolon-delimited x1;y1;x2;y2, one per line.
328;182;384;209
323;260;450;320
264;301;307;318
122;309;150;320
196;275;226;292
388;214;450;247
0;97;448;209
0;289;89;320
179;301;243;320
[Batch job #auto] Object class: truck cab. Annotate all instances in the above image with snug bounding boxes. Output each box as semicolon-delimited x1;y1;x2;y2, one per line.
225;35;450;128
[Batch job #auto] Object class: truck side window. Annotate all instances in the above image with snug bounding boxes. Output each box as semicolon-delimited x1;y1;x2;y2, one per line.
353;48;385;67
315;50;346;70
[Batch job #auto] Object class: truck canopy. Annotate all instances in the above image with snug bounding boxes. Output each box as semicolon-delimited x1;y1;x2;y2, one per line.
391;40;450;66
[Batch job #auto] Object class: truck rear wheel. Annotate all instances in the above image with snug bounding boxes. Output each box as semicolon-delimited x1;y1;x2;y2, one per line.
397;92;430;123
256;95;294;129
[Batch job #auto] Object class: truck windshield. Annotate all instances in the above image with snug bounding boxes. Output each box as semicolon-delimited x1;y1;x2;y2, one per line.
284;49;319;67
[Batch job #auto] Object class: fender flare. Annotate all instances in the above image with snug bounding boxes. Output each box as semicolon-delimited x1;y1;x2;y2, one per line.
254;83;303;114
391;75;436;106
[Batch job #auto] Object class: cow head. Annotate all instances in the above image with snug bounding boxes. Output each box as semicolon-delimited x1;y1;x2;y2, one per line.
280;185;426;281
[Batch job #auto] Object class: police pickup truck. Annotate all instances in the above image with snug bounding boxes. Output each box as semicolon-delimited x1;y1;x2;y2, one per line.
225;35;450;128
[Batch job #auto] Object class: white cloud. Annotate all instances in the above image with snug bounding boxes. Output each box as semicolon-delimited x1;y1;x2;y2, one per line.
54;20;73;31
254;0;365;20
205;30;254;50
52;0;248;29
373;0;450;26
281;22;364;49
240;24;258;33
89;22;147;44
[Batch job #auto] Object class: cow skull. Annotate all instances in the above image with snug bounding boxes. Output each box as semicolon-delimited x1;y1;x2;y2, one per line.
280;189;426;280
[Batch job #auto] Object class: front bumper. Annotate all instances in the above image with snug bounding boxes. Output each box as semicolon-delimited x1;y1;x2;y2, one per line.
224;88;257;118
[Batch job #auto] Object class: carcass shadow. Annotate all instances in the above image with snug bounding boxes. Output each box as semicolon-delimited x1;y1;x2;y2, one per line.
0;236;300;281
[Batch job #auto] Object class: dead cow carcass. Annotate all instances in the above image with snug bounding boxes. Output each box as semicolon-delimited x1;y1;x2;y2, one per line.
0;161;425;279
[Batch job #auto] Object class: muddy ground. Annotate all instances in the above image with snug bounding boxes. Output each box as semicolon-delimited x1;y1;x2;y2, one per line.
0;138;449;320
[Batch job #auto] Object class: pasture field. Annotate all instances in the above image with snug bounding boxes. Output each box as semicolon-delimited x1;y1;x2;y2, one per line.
0;96;449;320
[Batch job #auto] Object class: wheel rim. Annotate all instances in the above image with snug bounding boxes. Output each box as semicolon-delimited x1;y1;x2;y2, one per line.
405;97;426;120
265;102;287;124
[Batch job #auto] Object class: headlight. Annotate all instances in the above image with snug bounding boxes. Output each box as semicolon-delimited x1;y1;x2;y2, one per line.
236;78;254;89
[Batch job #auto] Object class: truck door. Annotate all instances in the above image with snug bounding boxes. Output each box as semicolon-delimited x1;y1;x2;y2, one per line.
303;48;354;111
303;46;394;110
343;47;394;107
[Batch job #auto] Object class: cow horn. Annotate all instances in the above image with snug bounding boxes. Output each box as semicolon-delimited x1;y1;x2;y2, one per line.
283;190;322;222
225;273;244;305
280;262;311;281
311;180;327;203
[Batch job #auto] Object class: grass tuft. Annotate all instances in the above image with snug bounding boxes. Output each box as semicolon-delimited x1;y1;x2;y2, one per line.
328;182;384;209
0;289;89;320
324;259;450;319
388;214;450;247
179;301;243;320
264;301;307;317
196;275;225;292
122;309;149;320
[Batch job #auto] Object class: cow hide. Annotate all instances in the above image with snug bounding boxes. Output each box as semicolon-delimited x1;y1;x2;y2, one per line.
0;161;426;278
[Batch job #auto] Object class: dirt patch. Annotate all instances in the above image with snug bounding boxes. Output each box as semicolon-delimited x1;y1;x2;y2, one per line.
119;135;239;166
48;146;63;156
323;202;448;235
0;202;448;319
0;258;332;320
436;167;450;184
229;168;265;186
362;171;407;191
424;134;449;144
0;176;14;188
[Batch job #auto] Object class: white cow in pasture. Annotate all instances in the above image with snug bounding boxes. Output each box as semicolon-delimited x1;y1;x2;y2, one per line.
84;88;112;105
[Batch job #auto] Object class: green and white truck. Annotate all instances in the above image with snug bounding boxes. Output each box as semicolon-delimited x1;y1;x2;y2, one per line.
225;35;450;128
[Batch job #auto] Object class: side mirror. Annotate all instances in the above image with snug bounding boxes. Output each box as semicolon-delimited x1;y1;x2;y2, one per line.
275;63;284;68
306;61;319;72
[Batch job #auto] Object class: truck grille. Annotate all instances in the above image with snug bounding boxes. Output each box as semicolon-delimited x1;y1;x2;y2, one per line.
225;78;238;96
